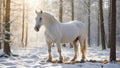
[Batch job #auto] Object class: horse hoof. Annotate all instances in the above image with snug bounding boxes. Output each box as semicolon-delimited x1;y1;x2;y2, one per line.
58;60;63;63
80;59;85;63
47;59;52;62
71;59;76;61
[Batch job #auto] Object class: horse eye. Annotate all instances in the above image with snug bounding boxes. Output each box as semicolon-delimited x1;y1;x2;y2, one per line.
39;18;42;21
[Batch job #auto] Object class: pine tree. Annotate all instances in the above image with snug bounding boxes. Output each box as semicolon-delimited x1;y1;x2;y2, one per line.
108;0;112;48
21;0;25;47
59;0;63;22
110;0;116;62
25;22;28;47
0;0;2;49
70;0;74;48
4;0;11;56
88;0;91;47
97;6;100;46
99;0;106;50
71;0;74;20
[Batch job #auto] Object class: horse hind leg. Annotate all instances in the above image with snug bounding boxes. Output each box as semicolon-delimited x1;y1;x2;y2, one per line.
71;37;79;61
79;36;86;62
83;36;87;59
56;42;63;63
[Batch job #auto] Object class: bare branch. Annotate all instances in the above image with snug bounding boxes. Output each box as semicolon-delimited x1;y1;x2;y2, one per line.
4;39;12;43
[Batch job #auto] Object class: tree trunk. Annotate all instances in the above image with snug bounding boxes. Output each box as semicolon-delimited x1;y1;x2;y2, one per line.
0;0;2;49
97;8;100;46
59;0;66;47
99;0;106;50
59;0;63;22
71;0;74;20
108;0;112;48
21;0;25;47
69;0;74;48
110;0;116;62
4;0;11;56
88;0;91;47
1;0;6;50
25;23;28;47
3;0;6;23
25;4;28;47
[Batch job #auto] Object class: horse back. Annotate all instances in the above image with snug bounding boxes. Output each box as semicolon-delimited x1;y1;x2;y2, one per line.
61;20;85;33
60;20;85;43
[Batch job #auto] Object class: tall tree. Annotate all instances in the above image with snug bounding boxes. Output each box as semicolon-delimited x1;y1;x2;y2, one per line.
110;0;116;62
99;0;106;50
97;7;100;46
25;22;28;47
21;0;25;47
4;0;11;56
108;0;112;48
88;0;91;47
97;2;100;46
71;0;74;20
59;0;63;22
25;4;28;47
69;0;74;48
3;0;6;23
1;0;6;50
0;0;2;49
59;0;66;47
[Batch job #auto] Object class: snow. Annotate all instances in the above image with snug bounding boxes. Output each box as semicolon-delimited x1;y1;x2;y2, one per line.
4;30;12;35
0;46;120;68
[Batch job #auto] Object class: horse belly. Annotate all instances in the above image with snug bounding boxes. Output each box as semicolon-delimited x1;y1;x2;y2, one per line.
61;28;79;43
61;36;76;43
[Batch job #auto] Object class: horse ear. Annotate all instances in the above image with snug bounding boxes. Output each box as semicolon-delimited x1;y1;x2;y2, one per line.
35;10;38;14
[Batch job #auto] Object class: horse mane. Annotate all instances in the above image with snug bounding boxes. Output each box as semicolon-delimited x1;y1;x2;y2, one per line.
43;12;60;23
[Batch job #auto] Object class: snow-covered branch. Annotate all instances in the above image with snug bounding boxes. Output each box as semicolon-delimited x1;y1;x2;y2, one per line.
4;39;12;43
0;38;3;40
0;30;12;35
4;30;12;35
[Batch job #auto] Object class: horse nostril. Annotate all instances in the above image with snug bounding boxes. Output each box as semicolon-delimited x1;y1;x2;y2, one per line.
37;28;39;31
34;27;38;31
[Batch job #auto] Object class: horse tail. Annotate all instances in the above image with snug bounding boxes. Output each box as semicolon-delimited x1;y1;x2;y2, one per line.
84;35;87;57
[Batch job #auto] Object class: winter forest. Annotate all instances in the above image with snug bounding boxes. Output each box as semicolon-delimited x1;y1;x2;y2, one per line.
0;0;120;68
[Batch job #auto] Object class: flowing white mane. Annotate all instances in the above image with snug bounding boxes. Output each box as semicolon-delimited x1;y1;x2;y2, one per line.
43;12;60;24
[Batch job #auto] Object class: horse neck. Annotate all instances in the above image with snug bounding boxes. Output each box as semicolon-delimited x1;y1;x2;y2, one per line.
43;13;60;29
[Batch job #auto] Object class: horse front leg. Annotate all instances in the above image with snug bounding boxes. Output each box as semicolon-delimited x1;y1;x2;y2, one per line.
56;42;63;63
47;43;52;62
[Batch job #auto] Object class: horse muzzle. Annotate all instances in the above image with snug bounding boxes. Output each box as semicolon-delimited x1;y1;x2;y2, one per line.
34;27;40;32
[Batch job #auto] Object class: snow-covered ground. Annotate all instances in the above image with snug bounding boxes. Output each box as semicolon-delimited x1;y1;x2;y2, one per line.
0;46;120;68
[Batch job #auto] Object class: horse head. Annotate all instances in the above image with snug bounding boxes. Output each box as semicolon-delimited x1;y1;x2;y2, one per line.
34;10;43;32
34;10;59;32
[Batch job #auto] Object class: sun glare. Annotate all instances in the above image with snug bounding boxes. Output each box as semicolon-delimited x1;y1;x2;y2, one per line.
27;0;39;9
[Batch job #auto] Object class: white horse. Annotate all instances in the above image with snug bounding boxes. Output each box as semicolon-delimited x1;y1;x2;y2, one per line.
34;10;87;63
